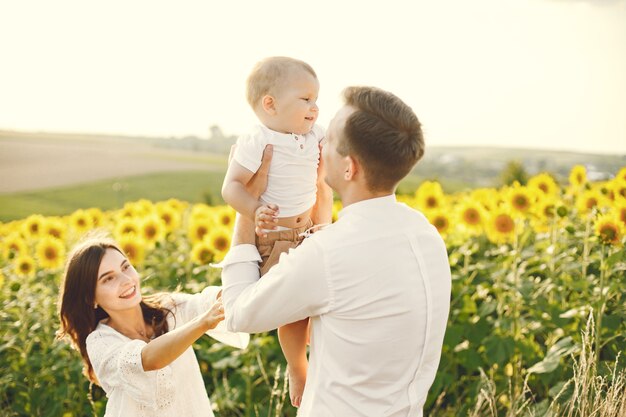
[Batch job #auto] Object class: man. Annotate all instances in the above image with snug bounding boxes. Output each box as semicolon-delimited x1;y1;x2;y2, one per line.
221;86;451;417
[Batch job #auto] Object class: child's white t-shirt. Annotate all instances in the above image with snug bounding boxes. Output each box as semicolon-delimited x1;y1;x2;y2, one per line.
233;124;325;218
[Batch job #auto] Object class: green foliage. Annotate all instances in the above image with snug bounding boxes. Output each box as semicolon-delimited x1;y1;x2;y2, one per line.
1;204;625;416
500;160;529;186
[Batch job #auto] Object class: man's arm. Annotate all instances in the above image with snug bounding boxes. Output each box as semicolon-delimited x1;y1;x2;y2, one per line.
221;211;332;333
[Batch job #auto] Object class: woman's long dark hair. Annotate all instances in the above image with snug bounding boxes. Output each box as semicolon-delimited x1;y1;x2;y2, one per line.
57;233;171;384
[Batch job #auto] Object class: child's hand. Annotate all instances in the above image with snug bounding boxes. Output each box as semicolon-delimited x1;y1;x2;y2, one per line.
255;203;279;237
203;298;225;331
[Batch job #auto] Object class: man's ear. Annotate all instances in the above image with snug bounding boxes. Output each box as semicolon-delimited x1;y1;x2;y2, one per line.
344;155;358;181
262;95;277;115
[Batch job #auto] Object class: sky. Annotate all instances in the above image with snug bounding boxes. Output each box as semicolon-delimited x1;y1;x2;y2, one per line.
0;0;624;154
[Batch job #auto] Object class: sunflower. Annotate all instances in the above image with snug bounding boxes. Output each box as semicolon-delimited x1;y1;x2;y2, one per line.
191;240;215;265
118;203;137;219
616;167;626;183
608;177;626;202
114;217;140;238
576;189;605;215
206;228;231;262
188;217;213;243
530;196;561;233
165;198;188;213
486;209;519;245
2;233;28;260
35;236;66;270
14;255;36;278
190;204;213;221
470;188;500;212
22;215;46;240
528;173;559;196
140;216;165;247
616;200;626;228
44;217;67;241
0;270;5;289
134;199;156;216
87;208;105;228
215;206;237;229
415;181;445;212
569;165;587;188
332;201;343;222
69;209;93;234
455;200;484;235
428;211;452;237
505;184;536;218
156;204;181;233
594;213;624;246
117;235;146;266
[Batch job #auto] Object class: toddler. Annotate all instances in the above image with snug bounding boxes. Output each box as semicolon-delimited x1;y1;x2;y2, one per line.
221;56;332;407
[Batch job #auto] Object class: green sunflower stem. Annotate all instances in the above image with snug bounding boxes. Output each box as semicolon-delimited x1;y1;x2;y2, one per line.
595;245;607;362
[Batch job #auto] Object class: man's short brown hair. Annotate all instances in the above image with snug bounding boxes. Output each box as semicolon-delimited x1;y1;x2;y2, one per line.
338;86;425;192
246;57;317;110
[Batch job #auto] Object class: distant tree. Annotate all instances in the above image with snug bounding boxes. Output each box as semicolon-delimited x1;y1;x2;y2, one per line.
208;125;224;141
500;160;529;186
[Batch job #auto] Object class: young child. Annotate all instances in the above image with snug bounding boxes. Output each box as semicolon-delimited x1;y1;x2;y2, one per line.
221;56;332;407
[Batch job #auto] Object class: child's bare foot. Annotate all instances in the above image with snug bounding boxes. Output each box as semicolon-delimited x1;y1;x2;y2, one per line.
288;365;307;408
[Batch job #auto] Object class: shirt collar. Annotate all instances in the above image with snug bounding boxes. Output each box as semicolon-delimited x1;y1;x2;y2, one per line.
337;194;397;219
258;124;301;139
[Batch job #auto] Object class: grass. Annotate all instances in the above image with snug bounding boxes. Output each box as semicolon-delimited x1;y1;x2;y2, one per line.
0;170;226;221
0;169;453;222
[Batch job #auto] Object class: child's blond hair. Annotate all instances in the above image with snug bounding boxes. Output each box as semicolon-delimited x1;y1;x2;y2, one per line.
246;56;317;110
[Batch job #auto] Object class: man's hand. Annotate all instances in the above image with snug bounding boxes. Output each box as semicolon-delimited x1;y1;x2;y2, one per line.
255;203;279;237
246;144;273;199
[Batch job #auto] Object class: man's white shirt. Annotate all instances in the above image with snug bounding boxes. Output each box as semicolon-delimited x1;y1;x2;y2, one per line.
221;195;451;417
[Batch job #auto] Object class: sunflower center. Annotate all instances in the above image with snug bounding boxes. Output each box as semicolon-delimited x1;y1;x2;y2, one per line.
512;195;529;210
495;214;515;233
463;208;480;225
586;198;598;209
214;237;229;251
220;215;232;226
426;197;438;208
20;262;32;273
145;225;157;239
599;224;618;243
196;226;208;240
200;249;212;262
45;247;57;260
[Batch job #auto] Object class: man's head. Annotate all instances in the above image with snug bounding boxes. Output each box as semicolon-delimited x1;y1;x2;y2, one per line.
323;86;424;195
246;57;319;134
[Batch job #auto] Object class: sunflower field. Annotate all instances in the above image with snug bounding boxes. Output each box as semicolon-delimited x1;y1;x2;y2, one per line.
1;164;625;417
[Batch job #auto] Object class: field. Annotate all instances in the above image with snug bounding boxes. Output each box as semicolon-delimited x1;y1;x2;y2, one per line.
1;159;625;416
2;129;624;222
2;131;626;415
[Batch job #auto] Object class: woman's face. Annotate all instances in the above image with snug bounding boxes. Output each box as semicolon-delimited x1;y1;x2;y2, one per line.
94;248;142;314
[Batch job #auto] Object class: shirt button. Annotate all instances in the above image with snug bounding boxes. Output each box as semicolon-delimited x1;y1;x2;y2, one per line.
300;144;304;149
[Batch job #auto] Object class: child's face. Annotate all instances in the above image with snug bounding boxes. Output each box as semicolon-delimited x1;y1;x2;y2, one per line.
270;69;319;135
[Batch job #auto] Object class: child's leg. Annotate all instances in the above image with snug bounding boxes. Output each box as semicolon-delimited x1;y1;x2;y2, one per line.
278;318;310;408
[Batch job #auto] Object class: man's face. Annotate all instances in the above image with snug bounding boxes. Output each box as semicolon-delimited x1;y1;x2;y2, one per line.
322;105;355;191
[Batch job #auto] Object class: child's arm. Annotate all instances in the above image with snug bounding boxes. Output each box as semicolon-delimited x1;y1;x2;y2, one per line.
310;143;333;225
222;148;278;236
222;160;262;219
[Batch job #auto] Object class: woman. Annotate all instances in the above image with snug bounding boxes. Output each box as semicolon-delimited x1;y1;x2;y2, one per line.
57;234;248;417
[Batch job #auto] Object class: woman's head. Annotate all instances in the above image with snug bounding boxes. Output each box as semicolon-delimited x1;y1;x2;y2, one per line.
58;232;168;383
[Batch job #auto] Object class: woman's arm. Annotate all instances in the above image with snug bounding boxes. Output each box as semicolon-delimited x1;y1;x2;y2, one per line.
141;299;224;371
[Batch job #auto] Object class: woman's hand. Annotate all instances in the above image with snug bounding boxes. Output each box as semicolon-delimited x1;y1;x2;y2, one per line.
202;298;225;331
